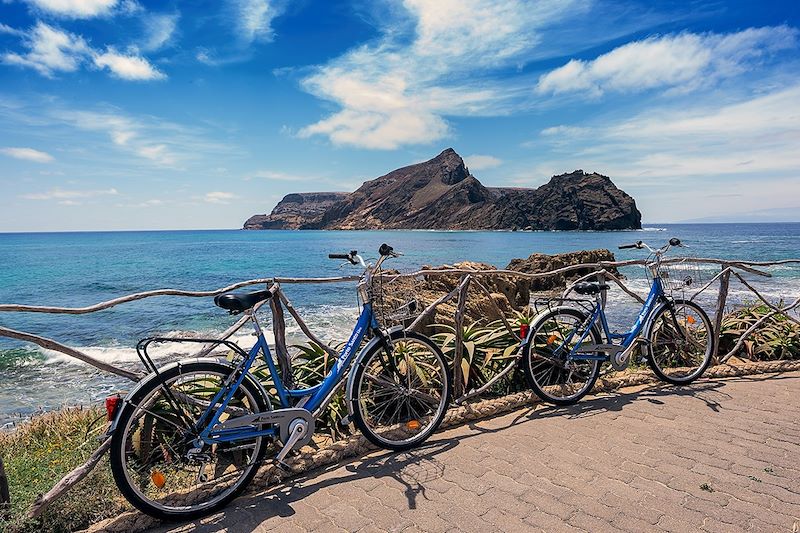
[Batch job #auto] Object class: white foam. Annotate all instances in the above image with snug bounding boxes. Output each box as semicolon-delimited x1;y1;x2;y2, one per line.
38;305;362;367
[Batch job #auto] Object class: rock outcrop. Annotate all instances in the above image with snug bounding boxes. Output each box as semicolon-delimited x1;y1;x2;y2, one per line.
244;192;348;230
244;149;641;231
506;249;619;292
376;249;618;332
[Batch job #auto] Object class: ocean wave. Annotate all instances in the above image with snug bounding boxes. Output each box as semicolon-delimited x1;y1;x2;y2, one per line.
33;304;361;367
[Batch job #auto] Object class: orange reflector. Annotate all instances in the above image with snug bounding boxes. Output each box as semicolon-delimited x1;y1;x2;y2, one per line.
406;420;421;431
547;335;557;345
686;316;696;324
151;470;166;489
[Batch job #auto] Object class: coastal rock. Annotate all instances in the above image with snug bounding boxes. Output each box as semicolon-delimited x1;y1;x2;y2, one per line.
375;261;530;333
244;149;642;231
376;250;619;331
244;192;348;230
506;249;619;291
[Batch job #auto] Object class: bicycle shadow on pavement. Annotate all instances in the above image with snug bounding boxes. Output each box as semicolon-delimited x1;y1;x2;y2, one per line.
159;439;459;533
529;379;732;422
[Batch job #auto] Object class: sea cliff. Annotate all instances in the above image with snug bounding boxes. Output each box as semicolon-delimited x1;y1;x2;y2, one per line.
244;149;642;231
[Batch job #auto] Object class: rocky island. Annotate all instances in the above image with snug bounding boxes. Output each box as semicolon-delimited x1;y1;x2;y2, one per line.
244;148;641;231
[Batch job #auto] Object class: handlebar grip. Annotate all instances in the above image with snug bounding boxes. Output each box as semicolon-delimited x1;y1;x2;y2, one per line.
618;243;637;249
328;253;350;260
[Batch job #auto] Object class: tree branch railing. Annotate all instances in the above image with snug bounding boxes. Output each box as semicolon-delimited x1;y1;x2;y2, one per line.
0;255;798;520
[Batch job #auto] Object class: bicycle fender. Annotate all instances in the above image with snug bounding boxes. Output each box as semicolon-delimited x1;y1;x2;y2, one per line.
343;326;404;420
642;300;673;339
107;358;270;435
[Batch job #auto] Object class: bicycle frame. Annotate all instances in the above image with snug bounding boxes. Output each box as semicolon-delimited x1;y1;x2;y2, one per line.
189;303;380;445
563;275;667;362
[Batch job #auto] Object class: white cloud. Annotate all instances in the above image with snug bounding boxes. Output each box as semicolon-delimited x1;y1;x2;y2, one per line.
0;23;25;37
523;83;800;221
2;22;89;77
93;48;165;80
1;147;54;163
248;170;316;181
299;0;581;150
2;22;165;80
24;0;118;18
203;191;236;204
536;26;798;96
540;125;590;137
22;187;118;200
55;108;182;166
141;13;179;52
464;154;502;171
235;0;283;44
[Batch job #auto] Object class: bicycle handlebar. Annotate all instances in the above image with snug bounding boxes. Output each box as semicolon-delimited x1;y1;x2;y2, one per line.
618;238;683;253
328;243;401;265
328;250;359;265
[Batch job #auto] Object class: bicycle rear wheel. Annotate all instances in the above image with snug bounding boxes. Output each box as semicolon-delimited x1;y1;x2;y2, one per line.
523;308;602;406
110;361;269;521
351;330;451;451
645;299;714;384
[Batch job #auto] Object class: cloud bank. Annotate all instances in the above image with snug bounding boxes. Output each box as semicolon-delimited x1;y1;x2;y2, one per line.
536;26;799;97
2;21;165;80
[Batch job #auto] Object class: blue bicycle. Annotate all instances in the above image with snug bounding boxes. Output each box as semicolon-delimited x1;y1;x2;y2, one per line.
523;238;714;405
109;244;451;520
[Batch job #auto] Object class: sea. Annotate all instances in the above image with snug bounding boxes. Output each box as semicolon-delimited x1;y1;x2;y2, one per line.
1;223;798;426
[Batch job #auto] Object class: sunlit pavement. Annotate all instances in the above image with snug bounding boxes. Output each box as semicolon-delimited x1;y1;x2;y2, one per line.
160;372;800;532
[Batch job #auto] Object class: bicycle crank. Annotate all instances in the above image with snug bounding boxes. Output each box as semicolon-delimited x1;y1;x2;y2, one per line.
212;407;315;446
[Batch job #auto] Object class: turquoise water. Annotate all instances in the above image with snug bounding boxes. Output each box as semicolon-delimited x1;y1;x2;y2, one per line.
1;224;798;425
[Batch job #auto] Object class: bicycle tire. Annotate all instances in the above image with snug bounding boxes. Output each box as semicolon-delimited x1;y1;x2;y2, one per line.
523;307;602;406
110;361;270;521
645;299;714;385
351;330;451;451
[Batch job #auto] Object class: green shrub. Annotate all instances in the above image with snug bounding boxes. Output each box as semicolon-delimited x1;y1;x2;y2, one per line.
719;303;800;361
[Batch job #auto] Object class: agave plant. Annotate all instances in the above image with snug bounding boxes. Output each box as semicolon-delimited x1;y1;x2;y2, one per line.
432;321;521;395
720;303;800;361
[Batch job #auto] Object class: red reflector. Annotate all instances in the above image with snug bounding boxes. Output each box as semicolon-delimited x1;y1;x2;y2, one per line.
106;395;122;421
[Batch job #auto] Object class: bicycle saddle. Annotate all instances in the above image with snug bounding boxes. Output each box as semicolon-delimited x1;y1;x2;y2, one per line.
214;289;272;313
573;281;610;295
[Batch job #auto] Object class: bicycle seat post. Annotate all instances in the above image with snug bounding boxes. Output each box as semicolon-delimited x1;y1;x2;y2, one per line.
595;272;608;310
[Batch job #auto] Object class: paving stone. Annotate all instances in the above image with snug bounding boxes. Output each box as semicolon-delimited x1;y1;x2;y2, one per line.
145;370;800;533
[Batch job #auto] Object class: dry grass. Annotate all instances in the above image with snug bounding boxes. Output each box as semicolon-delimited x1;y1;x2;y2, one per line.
0;407;128;532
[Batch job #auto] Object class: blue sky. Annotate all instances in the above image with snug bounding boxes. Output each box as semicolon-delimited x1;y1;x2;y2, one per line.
0;0;798;231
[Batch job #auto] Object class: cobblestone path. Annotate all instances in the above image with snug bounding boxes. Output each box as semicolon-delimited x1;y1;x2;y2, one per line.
160;371;800;532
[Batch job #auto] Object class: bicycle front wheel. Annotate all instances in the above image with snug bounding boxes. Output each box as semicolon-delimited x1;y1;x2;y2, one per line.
645;299;714;384
110;361;270;521
523;308;602;406
351;330;451;451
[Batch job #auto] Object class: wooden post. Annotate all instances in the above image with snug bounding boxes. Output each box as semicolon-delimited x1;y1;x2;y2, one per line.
269;290;292;387
276;290;339;359
0;456;9;520
712;266;731;364
452;275;471;399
